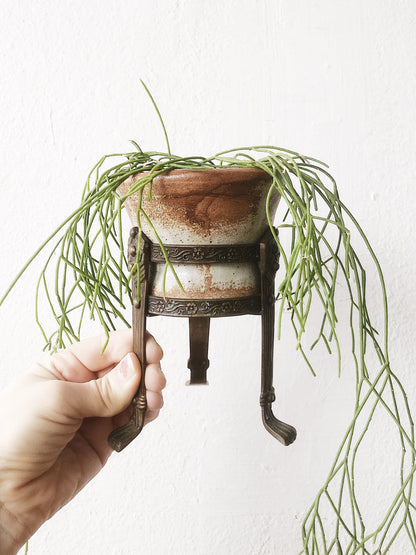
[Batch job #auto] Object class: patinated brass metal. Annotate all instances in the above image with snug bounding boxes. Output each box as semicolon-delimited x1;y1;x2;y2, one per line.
148;296;261;317
187;317;210;385
108;226;297;451
150;243;259;264
259;229;297;446
108;228;150;452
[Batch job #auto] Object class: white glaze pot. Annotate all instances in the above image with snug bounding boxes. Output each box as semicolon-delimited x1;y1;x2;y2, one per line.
118;168;280;300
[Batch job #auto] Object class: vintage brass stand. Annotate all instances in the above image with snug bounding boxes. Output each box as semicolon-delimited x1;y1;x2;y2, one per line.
108;227;297;452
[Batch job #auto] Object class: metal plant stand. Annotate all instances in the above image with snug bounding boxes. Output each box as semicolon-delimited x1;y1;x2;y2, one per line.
108;227;297;452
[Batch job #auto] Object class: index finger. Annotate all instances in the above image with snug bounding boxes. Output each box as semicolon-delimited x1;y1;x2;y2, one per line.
41;330;163;383
68;329;163;372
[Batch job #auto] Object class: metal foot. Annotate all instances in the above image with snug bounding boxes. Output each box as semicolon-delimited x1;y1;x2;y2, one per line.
260;388;297;446
108;395;146;452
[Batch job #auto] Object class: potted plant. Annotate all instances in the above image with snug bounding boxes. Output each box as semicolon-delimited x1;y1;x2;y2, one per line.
1;83;414;554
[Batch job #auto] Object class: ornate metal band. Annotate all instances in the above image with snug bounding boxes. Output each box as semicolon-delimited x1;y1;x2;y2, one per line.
150;243;260;264
147;295;262;317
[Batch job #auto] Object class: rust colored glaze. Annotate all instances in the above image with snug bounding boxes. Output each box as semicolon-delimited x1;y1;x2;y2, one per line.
151;275;259;300
118;168;280;244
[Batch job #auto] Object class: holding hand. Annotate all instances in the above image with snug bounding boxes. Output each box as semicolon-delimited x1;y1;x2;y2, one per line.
0;330;165;554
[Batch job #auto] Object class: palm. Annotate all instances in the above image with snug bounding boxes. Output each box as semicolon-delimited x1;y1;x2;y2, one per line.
0;330;164;549
33;416;116;520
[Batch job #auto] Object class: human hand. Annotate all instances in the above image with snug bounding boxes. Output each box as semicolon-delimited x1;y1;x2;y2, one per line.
0;330;165;554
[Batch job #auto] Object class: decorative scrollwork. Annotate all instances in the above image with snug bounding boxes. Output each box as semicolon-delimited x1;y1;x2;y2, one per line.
259;227;280;278
127;228;151;307
127;227;139;271
150;243;259;264
147;296;262;317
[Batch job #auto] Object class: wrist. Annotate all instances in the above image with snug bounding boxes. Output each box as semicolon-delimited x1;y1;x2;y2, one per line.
0;502;28;555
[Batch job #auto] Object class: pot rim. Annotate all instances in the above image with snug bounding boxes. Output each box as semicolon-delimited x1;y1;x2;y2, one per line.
149;166;271;179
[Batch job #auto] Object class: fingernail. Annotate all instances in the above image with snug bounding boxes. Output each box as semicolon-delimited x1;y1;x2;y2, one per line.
117;353;136;380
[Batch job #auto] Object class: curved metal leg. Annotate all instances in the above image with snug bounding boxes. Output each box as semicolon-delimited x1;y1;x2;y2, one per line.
259;228;297;446
108;228;150;452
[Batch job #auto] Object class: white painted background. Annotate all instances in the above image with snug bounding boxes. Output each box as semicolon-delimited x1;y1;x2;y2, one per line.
1;1;415;553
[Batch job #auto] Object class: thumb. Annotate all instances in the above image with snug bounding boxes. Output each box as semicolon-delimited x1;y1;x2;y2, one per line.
64;353;141;419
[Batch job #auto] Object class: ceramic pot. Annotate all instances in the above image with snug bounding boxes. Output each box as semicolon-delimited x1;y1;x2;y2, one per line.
117;168;280;300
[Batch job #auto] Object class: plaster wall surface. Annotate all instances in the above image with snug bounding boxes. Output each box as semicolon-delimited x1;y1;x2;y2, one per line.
0;1;415;553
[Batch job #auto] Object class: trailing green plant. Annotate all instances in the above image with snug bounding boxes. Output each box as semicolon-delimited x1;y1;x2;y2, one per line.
1;84;415;553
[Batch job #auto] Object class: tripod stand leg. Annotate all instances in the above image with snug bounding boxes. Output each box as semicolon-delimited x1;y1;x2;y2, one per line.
187;317;210;385
108;228;150;452
259;228;297;446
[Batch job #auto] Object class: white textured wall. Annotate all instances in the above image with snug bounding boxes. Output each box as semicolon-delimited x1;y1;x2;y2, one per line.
1;1;416;553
